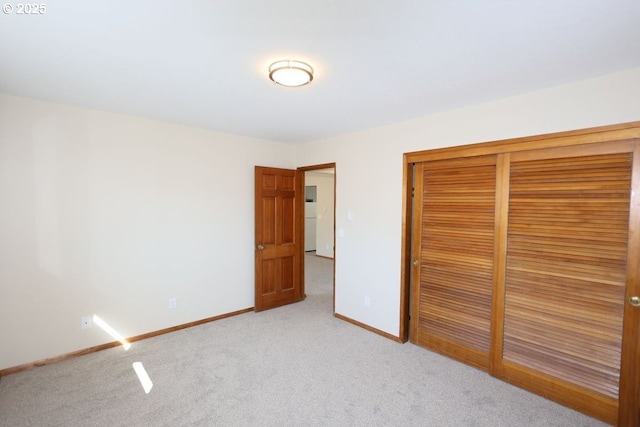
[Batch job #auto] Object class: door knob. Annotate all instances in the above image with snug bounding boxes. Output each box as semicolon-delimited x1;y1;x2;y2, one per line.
629;296;640;307
413;259;420;266
257;244;264;251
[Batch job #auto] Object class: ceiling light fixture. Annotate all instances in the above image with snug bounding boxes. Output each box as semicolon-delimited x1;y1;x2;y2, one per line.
268;60;314;87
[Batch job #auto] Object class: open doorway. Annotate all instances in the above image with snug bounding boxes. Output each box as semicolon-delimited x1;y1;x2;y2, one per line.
299;164;336;313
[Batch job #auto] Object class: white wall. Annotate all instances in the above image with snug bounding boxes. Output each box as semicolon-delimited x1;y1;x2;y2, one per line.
0;94;296;370
2;68;640;370
305;171;335;258
296;67;640;337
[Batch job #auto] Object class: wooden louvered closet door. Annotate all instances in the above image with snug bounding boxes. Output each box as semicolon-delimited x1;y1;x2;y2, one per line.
492;143;635;425
406;125;640;426
410;156;496;370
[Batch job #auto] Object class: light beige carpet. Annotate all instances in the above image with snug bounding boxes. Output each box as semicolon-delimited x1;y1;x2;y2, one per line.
0;254;606;426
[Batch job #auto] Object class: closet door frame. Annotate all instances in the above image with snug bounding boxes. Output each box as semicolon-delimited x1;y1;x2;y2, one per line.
620;143;640;427
400;121;640;426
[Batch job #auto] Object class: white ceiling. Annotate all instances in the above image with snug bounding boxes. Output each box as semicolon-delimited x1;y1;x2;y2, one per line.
1;1;639;144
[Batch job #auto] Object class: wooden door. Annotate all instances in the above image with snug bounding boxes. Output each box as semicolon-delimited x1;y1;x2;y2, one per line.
410;156;497;371
254;166;303;312
491;142;638;425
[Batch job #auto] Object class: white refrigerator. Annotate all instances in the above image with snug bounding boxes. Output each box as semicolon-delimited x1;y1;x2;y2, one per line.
305;202;317;252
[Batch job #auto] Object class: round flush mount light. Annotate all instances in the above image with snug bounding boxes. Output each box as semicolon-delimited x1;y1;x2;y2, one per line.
268;60;314;87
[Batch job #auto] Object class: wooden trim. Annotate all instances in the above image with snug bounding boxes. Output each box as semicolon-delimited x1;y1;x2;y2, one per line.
334;313;404;343
405;122;640;164
409;162;424;344
298;163;337;313
0;308;253;378
496;360;618;426
489;153;510;375
618;140;640;427
399;156;414;343
332;166;337;314
297;168;306;300
297;162;336;172
413;332;490;372
510;139;636;162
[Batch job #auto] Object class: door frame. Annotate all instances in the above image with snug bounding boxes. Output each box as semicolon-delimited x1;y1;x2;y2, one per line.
399;159;414;343
298;163;336;312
